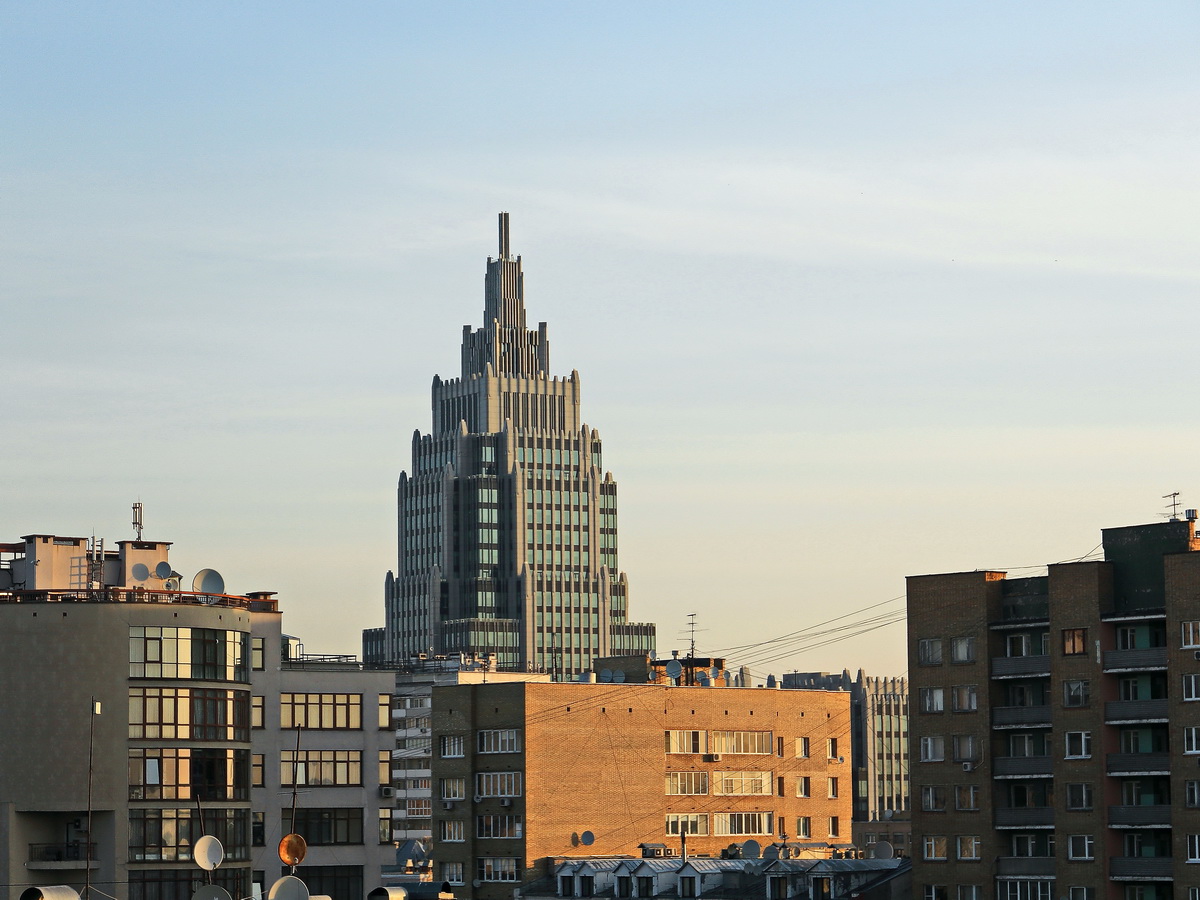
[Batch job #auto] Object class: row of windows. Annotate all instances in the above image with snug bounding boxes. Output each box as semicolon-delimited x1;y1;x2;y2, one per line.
918;735;980;762
129;748;248;800
129;627;249;682
664;731;780;755
440;815;524;841
129;688;249;741
919;686;978;713
664;812;778;836
665;771;780;796
439;730;522;757
130;809;249;862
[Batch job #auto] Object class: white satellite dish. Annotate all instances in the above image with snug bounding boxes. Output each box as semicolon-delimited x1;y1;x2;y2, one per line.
193;887;233;900
665;660;683;680
194;835;224;871
193;568;225;594
267;877;309;900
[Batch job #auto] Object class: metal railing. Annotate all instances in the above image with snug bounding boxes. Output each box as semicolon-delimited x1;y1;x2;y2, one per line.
28;843;94;863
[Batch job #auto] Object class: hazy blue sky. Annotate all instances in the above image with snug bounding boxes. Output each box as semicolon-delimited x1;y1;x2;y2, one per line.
4;3;1197;677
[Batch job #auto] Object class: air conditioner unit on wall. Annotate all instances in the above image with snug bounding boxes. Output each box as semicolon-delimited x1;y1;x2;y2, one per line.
379;786;395;798
962;762;974;773
442;801;455;810
501;798;513;807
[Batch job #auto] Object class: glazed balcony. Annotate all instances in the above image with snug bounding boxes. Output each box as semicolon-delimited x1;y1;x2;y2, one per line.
991;655;1052;679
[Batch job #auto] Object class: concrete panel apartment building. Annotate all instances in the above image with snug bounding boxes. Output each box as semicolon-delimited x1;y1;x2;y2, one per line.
427;680;854;900
907;517;1200;900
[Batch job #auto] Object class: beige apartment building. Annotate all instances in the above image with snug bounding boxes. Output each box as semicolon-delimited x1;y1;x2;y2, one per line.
907;517;1200;900
427;680;854;900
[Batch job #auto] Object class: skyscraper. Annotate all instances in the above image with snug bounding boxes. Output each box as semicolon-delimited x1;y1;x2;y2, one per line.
380;213;655;677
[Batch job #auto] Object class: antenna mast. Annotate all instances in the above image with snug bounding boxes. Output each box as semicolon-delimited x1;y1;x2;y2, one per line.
1163;492;1182;521
132;501;144;540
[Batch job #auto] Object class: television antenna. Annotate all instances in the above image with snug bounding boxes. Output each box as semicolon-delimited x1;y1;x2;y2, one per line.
1163;492;1182;520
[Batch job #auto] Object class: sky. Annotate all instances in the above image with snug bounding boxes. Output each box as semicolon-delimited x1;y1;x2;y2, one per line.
3;2;1198;678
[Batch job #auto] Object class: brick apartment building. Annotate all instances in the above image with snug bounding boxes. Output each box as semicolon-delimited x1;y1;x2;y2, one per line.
428;681;854;900
907;517;1200;900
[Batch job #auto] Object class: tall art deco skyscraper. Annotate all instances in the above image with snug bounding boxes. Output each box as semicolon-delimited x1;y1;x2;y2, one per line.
381;214;656;678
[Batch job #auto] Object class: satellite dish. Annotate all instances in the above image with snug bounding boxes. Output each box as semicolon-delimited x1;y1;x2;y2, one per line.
155;561;173;579
766;674;777;688
873;841;894;859
472;881;482;889
580;831;595;846
665;660;683;680
882;810;894;820
612;669;625;683
193;887;233;900
697;671;710;686
164;578;181;591
131;563;150;581
763;845;780;860
742;840;761;859
710;667;720;681
267;877;309;900
194;835;224;871
599;669;613;683
278;833;307;866
193;568;225;594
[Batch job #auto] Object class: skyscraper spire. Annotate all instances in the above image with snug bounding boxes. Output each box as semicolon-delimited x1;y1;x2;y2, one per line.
498;210;510;260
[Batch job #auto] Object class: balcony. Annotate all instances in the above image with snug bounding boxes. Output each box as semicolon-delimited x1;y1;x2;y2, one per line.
1107;753;1171;775
992;705;1052;728
1108;805;1171;827
1108;856;1174;880
993;756;1053;778
998;600;1049;623
994;857;1055;877
1103;647;1168;672
27;843;97;870
991;655;1052;678
1104;699;1169;724
994;807;1054;828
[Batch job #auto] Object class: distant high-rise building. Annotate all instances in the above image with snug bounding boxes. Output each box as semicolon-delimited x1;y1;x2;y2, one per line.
378;213;656;677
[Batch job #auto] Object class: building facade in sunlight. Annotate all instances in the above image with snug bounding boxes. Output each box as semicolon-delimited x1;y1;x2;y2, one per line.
376;213;655;678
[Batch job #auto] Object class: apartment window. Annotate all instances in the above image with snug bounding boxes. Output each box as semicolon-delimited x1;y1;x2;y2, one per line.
955;785;980;811
1189;834;1200;862
280;750;362;787
827;738;839;759
920;688;945;713
478;729;522;753
666;730;707;754
475;772;522;798
796;776;811;798
923;835;948;860
1067;834;1094;861
953;735;978;762
1187;780;1200;807
1187;727;1200;755
1061;628;1087;655
1067;890;1093;900
129;688;250;741
922;786;947;811
827;777;839;799
1063;680;1090;708
477;815;523;839
924;889;947;900
285;808;362;845
665;813;709;836
998;885;1051;900
920;736;946;762
951;637;976;663
252;754;264;788
958;889;982;900
795;737;809;758
714;812;774;836
129;808;249;863
1065;783;1093;811
441;778;466;800
1007;634;1032;657
826;816;839;838
440;735;465;758
679;877;696;899
129;626;249;682
279;693;361;730
439;820;464;842
711;731;773;755
617;878;632;899
637;877;654;898
796;816;811;838
957;835;981;860
1185;675;1200;701
378;751;390;786
952;685;978;712
1184;621;1200;648
251;695;264;729
1065;731;1091;759
478;858;519;882
666;772;709;795
919;639;944;665
713;771;772;795
441;862;464;885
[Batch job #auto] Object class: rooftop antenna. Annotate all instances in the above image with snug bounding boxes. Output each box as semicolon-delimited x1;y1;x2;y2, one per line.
499;211;510;260
132;502;144;540
1163;492;1182;521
